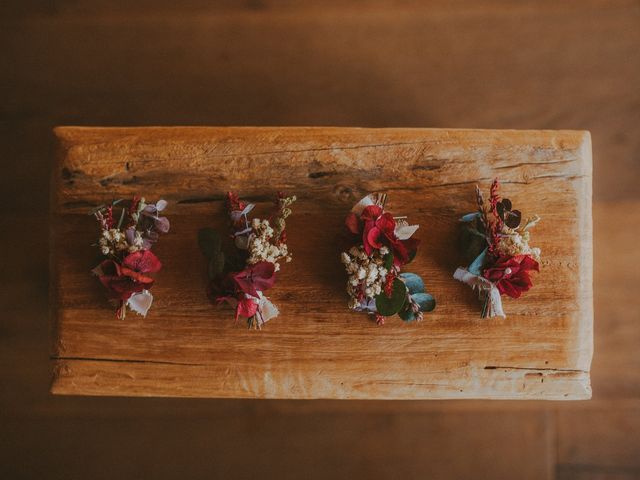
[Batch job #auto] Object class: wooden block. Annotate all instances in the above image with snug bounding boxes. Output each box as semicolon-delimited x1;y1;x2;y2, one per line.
50;126;593;399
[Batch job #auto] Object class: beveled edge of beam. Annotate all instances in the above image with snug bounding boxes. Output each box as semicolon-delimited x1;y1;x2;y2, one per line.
50;358;592;400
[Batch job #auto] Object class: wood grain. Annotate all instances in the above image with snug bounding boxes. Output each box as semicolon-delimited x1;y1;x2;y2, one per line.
50;126;593;399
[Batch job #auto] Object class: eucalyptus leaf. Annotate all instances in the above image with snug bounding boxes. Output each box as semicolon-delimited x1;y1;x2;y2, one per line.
398;307;417;322
399;272;425;295
375;279;407;316
198;228;222;258
208;251;225;278
460;226;488;263
412;292;436;312
468;247;488;276
460;212;481;222
465;226;488;239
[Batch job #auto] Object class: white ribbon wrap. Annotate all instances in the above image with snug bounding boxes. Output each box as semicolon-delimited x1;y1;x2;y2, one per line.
453;268;505;318
351;194;378;215
127;289;154;317
247;291;280;326
394;224;419;240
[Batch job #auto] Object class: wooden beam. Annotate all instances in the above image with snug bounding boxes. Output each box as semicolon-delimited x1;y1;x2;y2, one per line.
50;126;593;399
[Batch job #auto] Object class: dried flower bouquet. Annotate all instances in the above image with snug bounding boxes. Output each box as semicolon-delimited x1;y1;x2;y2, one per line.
91;197;170;320
454;179;541;318
199;192;296;329
341;193;435;325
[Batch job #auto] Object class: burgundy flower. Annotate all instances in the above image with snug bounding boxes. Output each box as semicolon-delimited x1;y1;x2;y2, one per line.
359;205;418;265
231;261;276;298
209;262;275;322
483;255;539;298
96;250;161;300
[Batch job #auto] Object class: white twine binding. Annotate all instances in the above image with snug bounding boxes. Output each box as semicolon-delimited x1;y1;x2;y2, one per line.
453;268;505;318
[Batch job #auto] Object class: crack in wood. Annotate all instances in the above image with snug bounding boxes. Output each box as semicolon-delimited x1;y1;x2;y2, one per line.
484;365;588;374
494;159;575;170
51;355;204;367
308;171;336;179
177;195;226;204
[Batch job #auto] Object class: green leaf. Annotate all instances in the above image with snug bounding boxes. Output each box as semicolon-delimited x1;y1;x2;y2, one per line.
375;279;407;316
406;246;417;264
468;247;488;276
399;272;424;294
383;253;394;271
460;226;487;264
460;212;481;222
398;307;417;322
465;226;488;239
412;293;436;312
208;251;225;278
198;228;221;258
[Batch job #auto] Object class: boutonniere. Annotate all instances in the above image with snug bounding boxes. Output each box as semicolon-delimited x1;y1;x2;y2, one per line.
91;197;170;320
340;193;436;325
199;192;296;329
454;179;541;318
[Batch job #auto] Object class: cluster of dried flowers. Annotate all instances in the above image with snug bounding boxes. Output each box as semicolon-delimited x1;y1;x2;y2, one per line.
91;197;170;320
199;192;296;329
454;179;541;318
341;193;435;325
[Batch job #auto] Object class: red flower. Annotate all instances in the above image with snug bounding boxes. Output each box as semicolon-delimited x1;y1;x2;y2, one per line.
96;250;161;300
235;297;258;322
345;212;361;235
483;255;539;298
359;205;418;266
231;261;276;298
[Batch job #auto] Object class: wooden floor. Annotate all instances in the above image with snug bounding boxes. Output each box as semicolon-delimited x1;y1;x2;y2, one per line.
1;1;638;478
